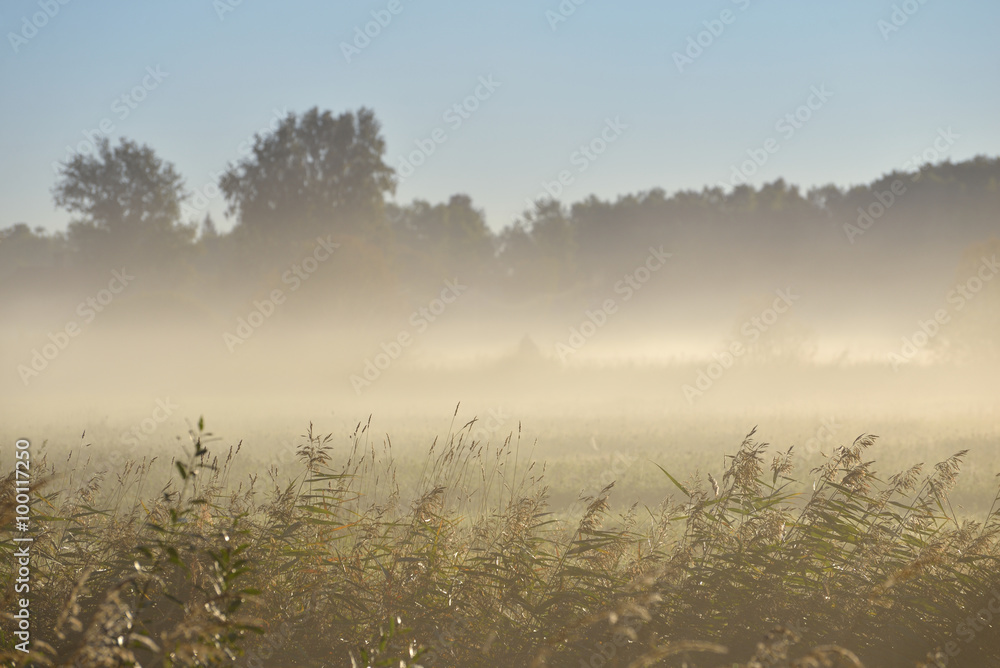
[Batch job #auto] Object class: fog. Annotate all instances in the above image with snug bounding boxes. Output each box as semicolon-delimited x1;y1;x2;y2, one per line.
5;166;999;422
4;3;1000;665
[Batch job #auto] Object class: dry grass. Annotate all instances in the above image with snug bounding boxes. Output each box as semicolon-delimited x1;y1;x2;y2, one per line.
3;417;1000;667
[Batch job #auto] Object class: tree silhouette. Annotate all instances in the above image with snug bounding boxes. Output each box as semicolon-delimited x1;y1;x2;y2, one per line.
497;200;578;295
219;107;395;242
389;194;495;282
0;223;67;281
52;137;193;269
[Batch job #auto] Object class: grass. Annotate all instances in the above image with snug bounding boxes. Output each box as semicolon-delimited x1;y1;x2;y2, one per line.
2;412;1000;667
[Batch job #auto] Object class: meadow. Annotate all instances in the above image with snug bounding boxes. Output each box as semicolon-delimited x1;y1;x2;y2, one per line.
4;3;999;665
3;402;999;667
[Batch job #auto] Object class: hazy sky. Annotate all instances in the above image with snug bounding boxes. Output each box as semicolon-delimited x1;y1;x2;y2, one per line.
2;0;998;233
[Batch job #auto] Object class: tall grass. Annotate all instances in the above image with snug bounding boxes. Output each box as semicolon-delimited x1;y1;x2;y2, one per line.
2;417;999;667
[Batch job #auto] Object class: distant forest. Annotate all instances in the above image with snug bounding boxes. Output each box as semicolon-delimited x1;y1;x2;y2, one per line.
3;107;999;314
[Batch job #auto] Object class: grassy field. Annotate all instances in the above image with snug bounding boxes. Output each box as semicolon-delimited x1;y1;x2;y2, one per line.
3;406;1000;667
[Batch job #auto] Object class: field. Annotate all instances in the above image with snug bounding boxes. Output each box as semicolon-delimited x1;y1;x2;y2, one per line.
3;395;999;667
5;1;1000;664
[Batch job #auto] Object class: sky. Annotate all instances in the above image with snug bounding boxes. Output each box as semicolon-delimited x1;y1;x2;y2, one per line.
2;0;999;234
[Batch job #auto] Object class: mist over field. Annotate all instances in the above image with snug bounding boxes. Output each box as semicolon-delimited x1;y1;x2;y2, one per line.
2;1;1000;666
4;155;1000;423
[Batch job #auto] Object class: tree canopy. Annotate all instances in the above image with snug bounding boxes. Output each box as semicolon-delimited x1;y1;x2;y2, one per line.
52;137;193;267
6;107;999;330
219;107;395;241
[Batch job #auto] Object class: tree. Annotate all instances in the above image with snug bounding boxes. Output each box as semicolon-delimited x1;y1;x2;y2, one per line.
497;200;578;295
0;223;67;282
389;194;495;280
200;214;219;242
52;137;193;267
219;107;395;241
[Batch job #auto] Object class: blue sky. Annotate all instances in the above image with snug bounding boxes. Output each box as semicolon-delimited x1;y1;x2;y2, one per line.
2;0;998;233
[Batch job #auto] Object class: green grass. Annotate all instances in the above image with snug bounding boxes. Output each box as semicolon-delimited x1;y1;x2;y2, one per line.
3;415;1000;667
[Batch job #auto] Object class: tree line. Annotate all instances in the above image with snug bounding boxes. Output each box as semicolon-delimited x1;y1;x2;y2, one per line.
3;106;999;308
